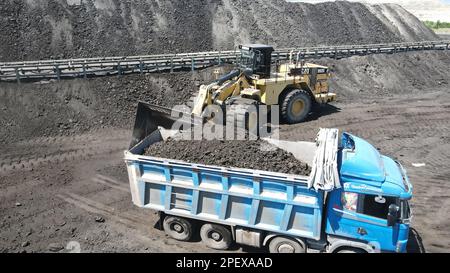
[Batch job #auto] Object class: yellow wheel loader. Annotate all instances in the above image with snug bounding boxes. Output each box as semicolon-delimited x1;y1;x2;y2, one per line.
130;44;336;147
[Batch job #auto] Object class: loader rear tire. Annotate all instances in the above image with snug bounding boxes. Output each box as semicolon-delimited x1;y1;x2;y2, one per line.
281;89;312;124
200;223;232;250
163;216;193;241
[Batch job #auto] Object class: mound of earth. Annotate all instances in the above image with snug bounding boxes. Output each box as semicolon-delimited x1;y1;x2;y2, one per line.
0;71;200;144
320;51;450;101
144;137;311;175
0;0;438;61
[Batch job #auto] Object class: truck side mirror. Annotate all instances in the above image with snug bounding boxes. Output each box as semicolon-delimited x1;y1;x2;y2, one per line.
387;204;400;226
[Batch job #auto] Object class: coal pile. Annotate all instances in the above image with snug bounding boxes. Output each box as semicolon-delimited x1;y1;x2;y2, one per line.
0;0;437;62
0;71;201;144
144;138;311;176
0;0;216;61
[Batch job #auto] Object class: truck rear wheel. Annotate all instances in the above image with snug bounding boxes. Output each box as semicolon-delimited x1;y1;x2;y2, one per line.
268;236;306;253
281;89;312;124
163;216;193;241
200;223;232;250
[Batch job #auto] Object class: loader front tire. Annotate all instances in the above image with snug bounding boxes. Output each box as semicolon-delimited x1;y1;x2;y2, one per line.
163;216;193;241
281;89;312;124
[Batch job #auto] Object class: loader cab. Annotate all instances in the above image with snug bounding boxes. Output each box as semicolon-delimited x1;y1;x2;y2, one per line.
238;44;274;79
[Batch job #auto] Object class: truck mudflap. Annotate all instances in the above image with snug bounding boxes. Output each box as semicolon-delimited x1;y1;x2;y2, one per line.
396;239;408;253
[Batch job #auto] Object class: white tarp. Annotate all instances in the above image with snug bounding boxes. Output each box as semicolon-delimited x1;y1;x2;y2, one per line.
307;128;341;191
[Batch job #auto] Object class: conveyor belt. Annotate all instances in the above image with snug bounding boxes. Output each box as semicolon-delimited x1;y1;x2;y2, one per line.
0;40;448;82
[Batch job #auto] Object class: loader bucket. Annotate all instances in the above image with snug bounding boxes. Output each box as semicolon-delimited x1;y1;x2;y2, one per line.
130;102;176;149
129;101;201;149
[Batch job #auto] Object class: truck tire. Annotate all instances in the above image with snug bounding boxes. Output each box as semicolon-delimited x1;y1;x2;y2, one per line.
281;89;312;124
163;216;193;241
268;236;306;253
336;247;366;253
200;223;232;250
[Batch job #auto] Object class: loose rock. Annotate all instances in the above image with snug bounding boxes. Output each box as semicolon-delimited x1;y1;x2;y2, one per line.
95;216;105;223
48;243;64;252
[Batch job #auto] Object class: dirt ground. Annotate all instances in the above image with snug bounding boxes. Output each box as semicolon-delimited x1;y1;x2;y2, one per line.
1;87;449;253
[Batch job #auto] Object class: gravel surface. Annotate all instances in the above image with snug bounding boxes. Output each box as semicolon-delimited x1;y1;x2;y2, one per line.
145;138;311;175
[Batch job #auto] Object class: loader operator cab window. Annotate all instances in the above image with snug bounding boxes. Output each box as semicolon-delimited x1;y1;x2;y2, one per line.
239;49;256;71
239;49;266;77
238;45;274;79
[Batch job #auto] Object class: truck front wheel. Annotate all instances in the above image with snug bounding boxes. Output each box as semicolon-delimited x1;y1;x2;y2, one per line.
268;236;306;253
163;216;193;241
200;223;232;250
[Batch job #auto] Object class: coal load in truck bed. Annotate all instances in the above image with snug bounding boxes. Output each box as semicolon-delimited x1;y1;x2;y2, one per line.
144;138;311;176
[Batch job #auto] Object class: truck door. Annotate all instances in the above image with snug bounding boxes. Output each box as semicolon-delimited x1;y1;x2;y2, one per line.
327;191;403;252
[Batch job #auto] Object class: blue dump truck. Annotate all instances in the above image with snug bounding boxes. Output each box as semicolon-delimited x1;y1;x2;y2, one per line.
124;110;413;253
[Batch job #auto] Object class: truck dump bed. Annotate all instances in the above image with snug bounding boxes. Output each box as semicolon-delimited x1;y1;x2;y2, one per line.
124;128;339;240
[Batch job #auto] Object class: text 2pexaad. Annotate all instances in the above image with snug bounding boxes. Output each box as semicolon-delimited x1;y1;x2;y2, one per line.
176;257;273;271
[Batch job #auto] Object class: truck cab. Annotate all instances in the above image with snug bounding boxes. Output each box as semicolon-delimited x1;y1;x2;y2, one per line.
325;133;413;253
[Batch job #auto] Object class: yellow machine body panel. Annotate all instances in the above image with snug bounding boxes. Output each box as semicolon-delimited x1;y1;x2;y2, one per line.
249;62;335;105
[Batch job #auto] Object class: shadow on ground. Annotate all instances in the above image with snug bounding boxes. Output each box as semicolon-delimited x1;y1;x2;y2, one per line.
306;103;342;122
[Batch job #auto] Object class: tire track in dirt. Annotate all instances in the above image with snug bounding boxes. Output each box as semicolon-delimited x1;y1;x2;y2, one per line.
92;174;130;193
0;129;129;175
57;172;220;253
